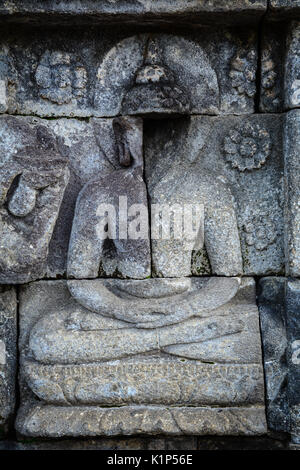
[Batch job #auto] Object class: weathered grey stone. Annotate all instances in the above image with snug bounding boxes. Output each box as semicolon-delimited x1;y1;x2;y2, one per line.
17;277;265;437
0;9;296;445
259;278;300;444
285;22;300;111
145;114;284;276
47;116;139;278
94;33;219;117
0;286;17;436
286;280;300;444
258;277;289;433
66;277;242;329
16;405;267;438
0;115;69;283
0;1;267;26
0;29;258;117
20;278;261;362
284;110;300;277
259;23;285;112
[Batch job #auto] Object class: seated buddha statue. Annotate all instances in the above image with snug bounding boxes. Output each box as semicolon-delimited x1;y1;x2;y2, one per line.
26;37;244;369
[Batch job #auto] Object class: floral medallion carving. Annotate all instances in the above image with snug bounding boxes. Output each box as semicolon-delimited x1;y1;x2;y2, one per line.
223;123;271;171
243;212;278;251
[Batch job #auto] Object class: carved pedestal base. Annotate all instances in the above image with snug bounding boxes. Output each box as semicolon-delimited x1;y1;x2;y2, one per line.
17;277;267;438
16;405;266;438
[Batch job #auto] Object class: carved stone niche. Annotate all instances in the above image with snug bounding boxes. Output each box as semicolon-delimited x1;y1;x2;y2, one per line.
8;24;270;437
15;58;267;436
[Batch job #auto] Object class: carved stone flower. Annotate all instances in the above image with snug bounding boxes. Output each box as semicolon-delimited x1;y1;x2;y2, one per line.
35;51;87;105
243;213;277;251
230;49;256;98
223;123;271;171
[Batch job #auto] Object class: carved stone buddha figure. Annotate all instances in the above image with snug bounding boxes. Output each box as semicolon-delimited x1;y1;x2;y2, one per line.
27;116;244;366
16;34;266;436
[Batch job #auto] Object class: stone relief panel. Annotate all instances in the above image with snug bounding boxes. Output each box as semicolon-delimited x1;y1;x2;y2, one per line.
16;277;266;437
262;20;300;113
0;113;287;280
0;11;297;445
0;115;69;283
286;280;300;445
0;286;17;436
258;278;289;434
145;114;284;276
0;27;258;117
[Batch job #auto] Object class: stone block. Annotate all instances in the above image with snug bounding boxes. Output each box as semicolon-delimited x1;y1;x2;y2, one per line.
0;286;17;436
284;110;300;277
145;114;284;276
258;277;289;433
0;115;69;283
258;278;300;443
284;22;300;111
16;405;267;438
16;277;266;437
0;2;267;26
1;113;287;280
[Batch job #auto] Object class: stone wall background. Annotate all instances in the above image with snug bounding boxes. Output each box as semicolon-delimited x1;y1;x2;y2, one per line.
0;1;299;450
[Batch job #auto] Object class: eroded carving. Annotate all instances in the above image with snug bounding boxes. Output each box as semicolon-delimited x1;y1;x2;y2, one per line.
14;30;269;439
20;278;264;410
0;116;69;283
35;51;87;105
261;46;280;108
230;48;256;100
122;37;190;117
243;211;278;251
223;123;271;171
0;287;17;434
94;34;219;116
67;116;150;279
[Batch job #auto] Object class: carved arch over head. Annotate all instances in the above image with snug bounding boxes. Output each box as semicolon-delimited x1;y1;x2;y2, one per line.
94;34;219;117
